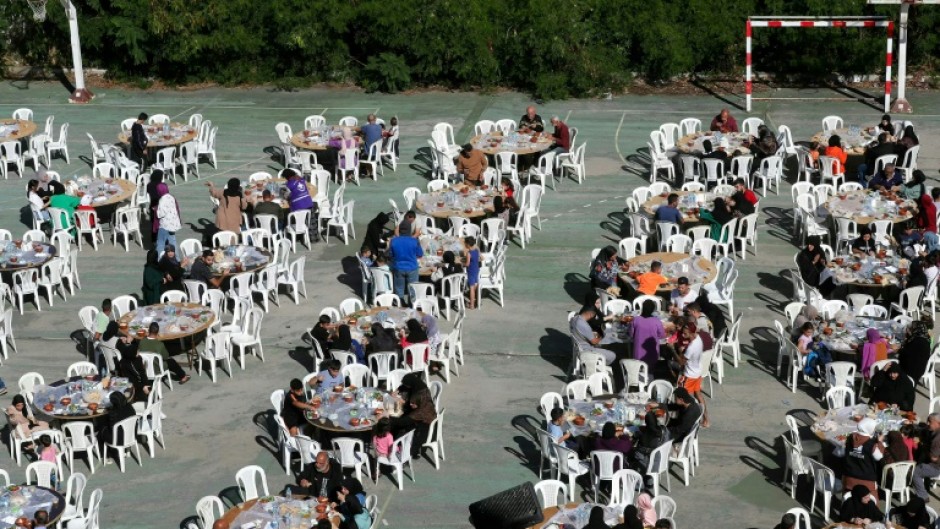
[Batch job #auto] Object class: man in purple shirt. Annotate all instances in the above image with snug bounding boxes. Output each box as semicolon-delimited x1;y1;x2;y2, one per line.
284;168;318;239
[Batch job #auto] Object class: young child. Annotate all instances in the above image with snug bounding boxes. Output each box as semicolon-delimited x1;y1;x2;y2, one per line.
464;237;480;309
372;418;393;480
374;254;390;272
359;246;374;268
38;435;58;489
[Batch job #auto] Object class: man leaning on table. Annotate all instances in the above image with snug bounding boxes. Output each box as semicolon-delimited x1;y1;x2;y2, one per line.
519;106;544;132
456;144;487;186
547;116;571;155
139;322;190;384
912;413;940;500
190;249;228;289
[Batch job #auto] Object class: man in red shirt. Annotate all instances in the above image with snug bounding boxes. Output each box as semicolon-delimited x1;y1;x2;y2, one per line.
733;178;758;205
548;116;571;154
709;108;738;133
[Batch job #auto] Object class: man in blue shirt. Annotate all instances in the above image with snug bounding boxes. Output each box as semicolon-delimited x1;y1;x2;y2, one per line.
867;163;903;191
388;223;424;304
360;114;384;158
654;193;684;225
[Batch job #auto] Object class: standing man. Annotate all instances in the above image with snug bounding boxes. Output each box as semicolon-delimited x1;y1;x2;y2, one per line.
130;113;149;165
388;224;423;305
548;116;571;155
519;106;544;133
912;413;940;500
283;168;317;240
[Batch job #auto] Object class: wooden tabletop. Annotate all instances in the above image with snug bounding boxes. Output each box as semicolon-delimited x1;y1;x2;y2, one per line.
291;130;361;151
0;119;37;142
0;241;56;272
219;497;341;528
622;251;717;292
244;178;317;210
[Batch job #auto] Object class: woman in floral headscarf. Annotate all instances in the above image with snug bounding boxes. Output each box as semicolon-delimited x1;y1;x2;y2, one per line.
860;328;888;380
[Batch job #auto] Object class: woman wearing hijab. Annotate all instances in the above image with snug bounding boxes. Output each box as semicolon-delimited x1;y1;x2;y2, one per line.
870;363;916;411
207;178;247;233
366;323;397;355
636;493;658;528
905;262;928;289
590;246;621;291
901;169;927;200
709;197;733;226
875;114;893;136
400;319;429;365
612;505;643;529
332;324;365;364
883;431;912;465
594;422;633;460
6;394;49;437
896;125;919;159
583;506;611;529
898;319;932;381
102;391;137;445
842;418;884;499
840;484;884;524
796;236;827;287
141;250;164;305
695;293;727;338
632;300;665;371
363;212;390;256
159;245;187;293
391;372;437;457
916;192;937;233
116;334;151;402
790;305;819;341
892;496;931;529
146;170;165;239
337;478;371;529
861;328;889;380
630;412;669;470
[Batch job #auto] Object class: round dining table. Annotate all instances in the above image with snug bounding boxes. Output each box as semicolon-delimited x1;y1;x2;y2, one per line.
304;386;399;433
218;495;341;529
0;241;56;272
31;376;134;422
0;485;66;526
527;502;623;529
117;122;197;149
820;254;908;289
418;233;465;276
470;131;553;156
810;127;876;176
815;313;907;355
642;191;716;224
0;119;37;143
811;403;914;449
676;131;754;156
199;245;273;276
118;302;216;367
243;178;317;209
65;177;136;210
291;127;361;151
824;190;915;226
343;306;421;342
621;252;717;294
414;185;498;219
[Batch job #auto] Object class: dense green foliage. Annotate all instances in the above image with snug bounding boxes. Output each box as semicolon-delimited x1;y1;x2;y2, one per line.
2;0;940;98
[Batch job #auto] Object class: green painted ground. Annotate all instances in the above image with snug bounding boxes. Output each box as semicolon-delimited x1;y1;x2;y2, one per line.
0;80;939;529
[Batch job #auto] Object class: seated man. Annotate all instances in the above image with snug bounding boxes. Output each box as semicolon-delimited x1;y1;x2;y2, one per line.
547;116;571;155
138;322;190;384
360;113;384;157
455;144;487;186
732;178;758;205
189;249;228;288
654;194;683;225
857;132;897;183
867;163;903;191
519;106;544;133
709;108;738;133
297;451;345;501
313;359;344;391
253;189;285;228
636;261;671;296
670;277;697;312
666;387;703;441
569;306;617;367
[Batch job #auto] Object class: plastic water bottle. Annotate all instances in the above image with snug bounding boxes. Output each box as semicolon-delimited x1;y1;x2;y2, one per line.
286;486;292;502
163;118;170;136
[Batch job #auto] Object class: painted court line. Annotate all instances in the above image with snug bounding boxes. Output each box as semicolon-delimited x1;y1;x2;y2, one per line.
614;111;627;164
170;106;195;120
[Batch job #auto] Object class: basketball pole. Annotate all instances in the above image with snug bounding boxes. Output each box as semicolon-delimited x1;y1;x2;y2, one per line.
893;1;912;112
57;0;93;103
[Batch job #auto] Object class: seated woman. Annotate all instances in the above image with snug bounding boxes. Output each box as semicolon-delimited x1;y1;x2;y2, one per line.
366;323;397;355
102;392;137;446
861;328;889;381
390;372;437;457
400;319;429;366
840;485;884;525
492;195;519;227
589;246;624;292
332;324;365;364
892;497;931;529
158;245;188;294
870;363;916;412
851;227;877;256
825;135;848;177
583;506;612;529
699;198;734;242
594;422;633;459
898;320;932;381
116;334;152;402
795;236;826;287
6;394;50;440
629;412;669;471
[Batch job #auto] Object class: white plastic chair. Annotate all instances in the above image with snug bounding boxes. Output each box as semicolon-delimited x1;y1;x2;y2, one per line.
822;115;843;132
590;450;623;502
608;469;643;508
375;430;416;490
104;415;142;472
332;437;372;483
199;332;234;382
553;443;590;501
533;479;568;509
825;386;855;409
646;441;673;496
235;465;270;501
196;496;224;529
25;461;57;487
882;461;915;513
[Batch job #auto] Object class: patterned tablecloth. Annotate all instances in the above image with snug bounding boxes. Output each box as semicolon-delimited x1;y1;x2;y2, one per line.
119;303;215;341
821;254;908;288
344;306;420;342
304;386;400;432
470;131;553;155
0;241;55;271
622;252;716;292
186;245;272;276
810;404;913;450
32;376;133;419
0;486;64;525
817;315;907;353
415;186;498;219
643;191;716;223
243;178;317;209
676;131;753;156
811;126;876;156
229;497;340;529
291;126;359;151
65;177;136;208
565;393;657;437
824;190;915;225
118;122;196;148
418;234;465;275
541;503;622;529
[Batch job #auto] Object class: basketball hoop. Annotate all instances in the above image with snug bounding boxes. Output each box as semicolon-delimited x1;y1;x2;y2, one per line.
26;0;48;21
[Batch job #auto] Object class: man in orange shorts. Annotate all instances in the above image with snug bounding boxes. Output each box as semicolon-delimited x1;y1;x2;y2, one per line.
675;323;710;428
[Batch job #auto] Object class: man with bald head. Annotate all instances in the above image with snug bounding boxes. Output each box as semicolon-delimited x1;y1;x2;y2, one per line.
360;113;384;156
297;451;345;500
519;106;544;133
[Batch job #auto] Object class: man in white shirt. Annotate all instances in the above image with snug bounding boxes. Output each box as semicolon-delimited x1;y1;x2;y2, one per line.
677;324;710;428
670;277;697;312
156;185;182;258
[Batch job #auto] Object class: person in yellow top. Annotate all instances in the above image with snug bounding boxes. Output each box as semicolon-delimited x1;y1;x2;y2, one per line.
636;261;672;296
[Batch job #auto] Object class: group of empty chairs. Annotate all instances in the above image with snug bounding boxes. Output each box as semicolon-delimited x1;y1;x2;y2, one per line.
2;108;69;178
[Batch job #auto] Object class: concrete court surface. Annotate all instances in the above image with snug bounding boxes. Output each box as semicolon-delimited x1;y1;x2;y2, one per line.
0;81;939;529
